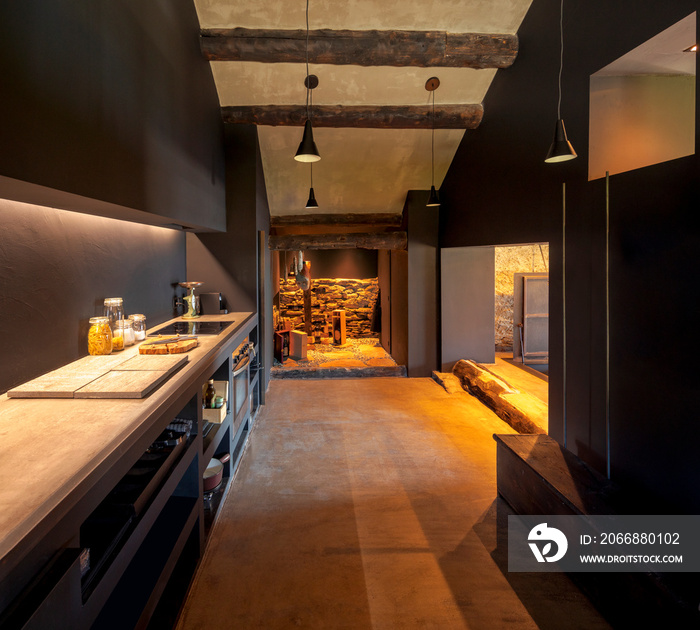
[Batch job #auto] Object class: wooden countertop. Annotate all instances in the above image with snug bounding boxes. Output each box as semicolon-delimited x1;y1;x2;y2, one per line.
0;312;256;579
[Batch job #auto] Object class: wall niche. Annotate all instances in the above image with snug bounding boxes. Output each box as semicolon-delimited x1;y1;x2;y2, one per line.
589;13;696;180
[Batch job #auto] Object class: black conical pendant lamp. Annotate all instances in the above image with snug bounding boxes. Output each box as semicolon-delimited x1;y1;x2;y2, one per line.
545;0;577;163
305;164;319;208
305;187;319;208
296;118;320;163
427;185;440;207
545;119;577;163
294;0;320;163
426;76;441;207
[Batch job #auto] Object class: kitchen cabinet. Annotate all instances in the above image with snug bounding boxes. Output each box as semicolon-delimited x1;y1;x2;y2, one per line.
0;312;260;629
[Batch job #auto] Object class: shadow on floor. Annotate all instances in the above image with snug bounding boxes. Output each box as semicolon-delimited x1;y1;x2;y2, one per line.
458;499;613;630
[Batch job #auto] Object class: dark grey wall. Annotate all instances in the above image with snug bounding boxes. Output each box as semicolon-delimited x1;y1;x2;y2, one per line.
406;191;439;377
440;246;495;370
0;198;184;393
187;125;260;313
390;250;408;367
378;250;391;353
255;129;273;395
298;249;379;279
0;2;226;393
187;125;273;393
440;0;700;511
0;1;225;231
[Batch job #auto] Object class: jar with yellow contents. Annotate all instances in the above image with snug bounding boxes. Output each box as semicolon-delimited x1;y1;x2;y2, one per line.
88;316;113;355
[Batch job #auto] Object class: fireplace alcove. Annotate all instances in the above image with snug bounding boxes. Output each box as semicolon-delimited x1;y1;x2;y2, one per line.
272;248;403;374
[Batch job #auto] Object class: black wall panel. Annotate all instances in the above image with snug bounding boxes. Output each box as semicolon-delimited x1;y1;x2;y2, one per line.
440;0;700;510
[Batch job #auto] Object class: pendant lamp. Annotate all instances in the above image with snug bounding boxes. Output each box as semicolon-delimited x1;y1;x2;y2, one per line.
305;164;319;208
545;0;577;163
294;0;320;162
426;76;440;207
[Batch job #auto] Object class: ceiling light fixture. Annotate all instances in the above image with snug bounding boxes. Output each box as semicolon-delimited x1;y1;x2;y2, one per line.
295;0;320;162
426;76;440;207
305;163;319;208
545;0;577;163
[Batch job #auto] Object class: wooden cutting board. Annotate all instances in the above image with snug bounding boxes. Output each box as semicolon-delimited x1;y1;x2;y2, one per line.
74;369;173;399
117;354;188;373
139;338;198;355
7;373;103;398
8;354;187;399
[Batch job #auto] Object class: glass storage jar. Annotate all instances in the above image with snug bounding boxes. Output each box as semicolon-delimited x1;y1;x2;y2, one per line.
114;319;135;347
103;297;124;334
129;314;147;341
88;317;113;356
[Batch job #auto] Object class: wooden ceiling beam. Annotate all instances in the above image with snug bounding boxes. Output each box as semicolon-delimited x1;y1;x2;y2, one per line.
268;232;407;251
270;213;402;228
221;104;482;129
201;28;518;69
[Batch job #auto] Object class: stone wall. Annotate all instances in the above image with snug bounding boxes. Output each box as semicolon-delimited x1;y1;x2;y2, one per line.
279;278;379;338
495;245;549;350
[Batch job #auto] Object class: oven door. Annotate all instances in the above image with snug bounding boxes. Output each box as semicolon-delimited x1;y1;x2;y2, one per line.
231;355;251;431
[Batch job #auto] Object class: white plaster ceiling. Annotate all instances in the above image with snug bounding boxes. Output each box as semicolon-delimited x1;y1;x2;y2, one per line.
594;12;696;77
193;0;533;217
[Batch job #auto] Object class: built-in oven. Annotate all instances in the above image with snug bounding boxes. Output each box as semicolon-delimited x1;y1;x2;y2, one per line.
232;341;254;431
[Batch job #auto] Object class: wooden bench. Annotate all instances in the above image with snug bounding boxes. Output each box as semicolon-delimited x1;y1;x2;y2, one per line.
494;433;699;628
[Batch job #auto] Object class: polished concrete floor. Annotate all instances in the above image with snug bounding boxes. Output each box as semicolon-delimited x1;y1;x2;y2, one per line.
177;378;610;630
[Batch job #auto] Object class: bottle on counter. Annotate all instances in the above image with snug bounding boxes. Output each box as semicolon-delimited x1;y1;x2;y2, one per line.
103;297;124;335
204;379;216;409
87;317;113;356
129;314;147;341
115;319;135;347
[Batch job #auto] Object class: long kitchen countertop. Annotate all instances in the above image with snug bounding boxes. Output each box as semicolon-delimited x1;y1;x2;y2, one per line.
0;312;255;580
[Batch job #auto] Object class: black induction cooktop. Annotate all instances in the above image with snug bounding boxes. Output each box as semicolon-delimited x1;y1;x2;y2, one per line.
148;320;233;337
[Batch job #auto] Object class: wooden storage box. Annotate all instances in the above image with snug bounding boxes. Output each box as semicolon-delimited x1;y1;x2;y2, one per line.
290;330;308;360
274;329;291;363
202;380;228;424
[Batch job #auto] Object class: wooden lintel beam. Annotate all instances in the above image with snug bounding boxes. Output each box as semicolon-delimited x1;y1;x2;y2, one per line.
270;213;402;228
222;104;483;129
202;28;518;69
268;231;407;251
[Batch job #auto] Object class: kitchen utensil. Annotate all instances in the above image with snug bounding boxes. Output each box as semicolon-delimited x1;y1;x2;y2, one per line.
203;453;231;492
178;282;203;319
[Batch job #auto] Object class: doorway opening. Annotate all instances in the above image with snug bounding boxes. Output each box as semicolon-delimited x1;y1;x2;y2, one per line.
440;243;549;433
495;243;549;378
271;248;403;376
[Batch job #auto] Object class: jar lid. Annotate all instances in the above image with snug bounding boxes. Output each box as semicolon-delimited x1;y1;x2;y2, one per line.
129;314;146;321
115;319;133;328
104;297;123;305
89;316;110;324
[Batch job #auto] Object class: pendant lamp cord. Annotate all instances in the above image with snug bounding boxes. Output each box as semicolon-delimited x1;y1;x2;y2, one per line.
557;0;564;119
431;89;435;187
305;0;311;121
310;162;313;187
